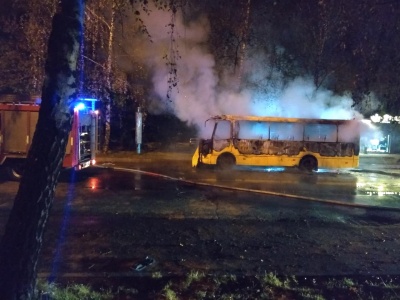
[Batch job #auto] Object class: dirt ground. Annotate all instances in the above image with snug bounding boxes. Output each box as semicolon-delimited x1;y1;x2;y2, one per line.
41;210;400;276
39;213;400;298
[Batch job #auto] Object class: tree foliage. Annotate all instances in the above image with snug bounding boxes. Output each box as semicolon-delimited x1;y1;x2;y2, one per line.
248;0;400;113
1;0;400;141
0;0;57;94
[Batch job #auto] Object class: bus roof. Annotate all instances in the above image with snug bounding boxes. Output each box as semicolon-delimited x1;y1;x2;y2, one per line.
208;115;357;125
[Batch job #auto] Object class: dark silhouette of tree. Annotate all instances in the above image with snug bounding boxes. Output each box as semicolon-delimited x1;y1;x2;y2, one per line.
0;0;84;298
347;0;400;113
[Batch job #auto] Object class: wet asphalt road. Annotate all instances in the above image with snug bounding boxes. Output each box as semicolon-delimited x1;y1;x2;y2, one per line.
97;158;400;210
1;158;400;210
0;159;400;283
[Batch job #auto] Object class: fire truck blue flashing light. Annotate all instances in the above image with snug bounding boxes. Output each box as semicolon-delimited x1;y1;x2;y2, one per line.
78;97;98;111
74;102;86;111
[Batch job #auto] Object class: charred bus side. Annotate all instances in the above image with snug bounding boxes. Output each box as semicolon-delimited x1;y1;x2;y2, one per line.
192;115;360;171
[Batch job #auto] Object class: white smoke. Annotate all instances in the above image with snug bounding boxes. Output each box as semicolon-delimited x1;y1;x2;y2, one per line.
251;77;362;119
128;5;368;138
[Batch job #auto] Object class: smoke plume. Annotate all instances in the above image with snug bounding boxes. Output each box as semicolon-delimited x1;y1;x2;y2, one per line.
125;5;370;138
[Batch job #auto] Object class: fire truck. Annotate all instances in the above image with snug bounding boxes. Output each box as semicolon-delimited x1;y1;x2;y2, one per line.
0;94;99;180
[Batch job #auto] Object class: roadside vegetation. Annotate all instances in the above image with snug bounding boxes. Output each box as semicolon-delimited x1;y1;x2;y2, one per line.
36;272;400;299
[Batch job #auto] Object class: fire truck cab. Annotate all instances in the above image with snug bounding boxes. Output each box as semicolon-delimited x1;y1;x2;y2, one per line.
0;95;99;180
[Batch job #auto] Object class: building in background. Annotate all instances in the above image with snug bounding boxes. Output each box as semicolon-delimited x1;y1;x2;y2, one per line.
360;114;400;154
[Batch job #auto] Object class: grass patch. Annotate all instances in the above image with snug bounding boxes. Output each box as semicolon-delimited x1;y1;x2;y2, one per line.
162;282;178;300
36;274;400;299
184;270;206;288
36;281;112;299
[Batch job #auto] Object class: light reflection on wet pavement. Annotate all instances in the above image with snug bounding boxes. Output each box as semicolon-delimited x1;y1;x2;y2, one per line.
96;161;400;210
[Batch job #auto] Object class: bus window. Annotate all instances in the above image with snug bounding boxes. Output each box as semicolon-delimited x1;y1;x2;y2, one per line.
237;121;268;140
213;120;231;151
338;122;359;143
214;120;231;140
200;119;215;139
304;124;337;142
270;123;303;141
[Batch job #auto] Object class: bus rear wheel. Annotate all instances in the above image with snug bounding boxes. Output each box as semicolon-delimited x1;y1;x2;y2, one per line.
299;156;317;172
217;154;235;170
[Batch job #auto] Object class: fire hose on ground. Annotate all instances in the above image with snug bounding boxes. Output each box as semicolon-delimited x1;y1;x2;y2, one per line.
103;166;400;213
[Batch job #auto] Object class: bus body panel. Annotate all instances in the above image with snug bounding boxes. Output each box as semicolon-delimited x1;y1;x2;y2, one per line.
195;147;359;169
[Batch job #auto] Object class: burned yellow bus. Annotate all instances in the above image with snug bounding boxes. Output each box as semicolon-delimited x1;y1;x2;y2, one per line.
192;115;360;171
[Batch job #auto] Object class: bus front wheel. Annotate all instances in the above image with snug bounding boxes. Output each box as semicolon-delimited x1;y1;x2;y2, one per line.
299;156;317;172
217;154;235;170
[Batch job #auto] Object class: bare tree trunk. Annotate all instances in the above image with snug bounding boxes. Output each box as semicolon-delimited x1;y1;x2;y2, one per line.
102;2;116;153
0;0;84;299
236;0;251;85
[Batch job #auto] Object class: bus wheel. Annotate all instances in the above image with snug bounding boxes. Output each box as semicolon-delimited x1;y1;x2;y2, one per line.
217;154;235;170
299;156;317;172
6;163;25;181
